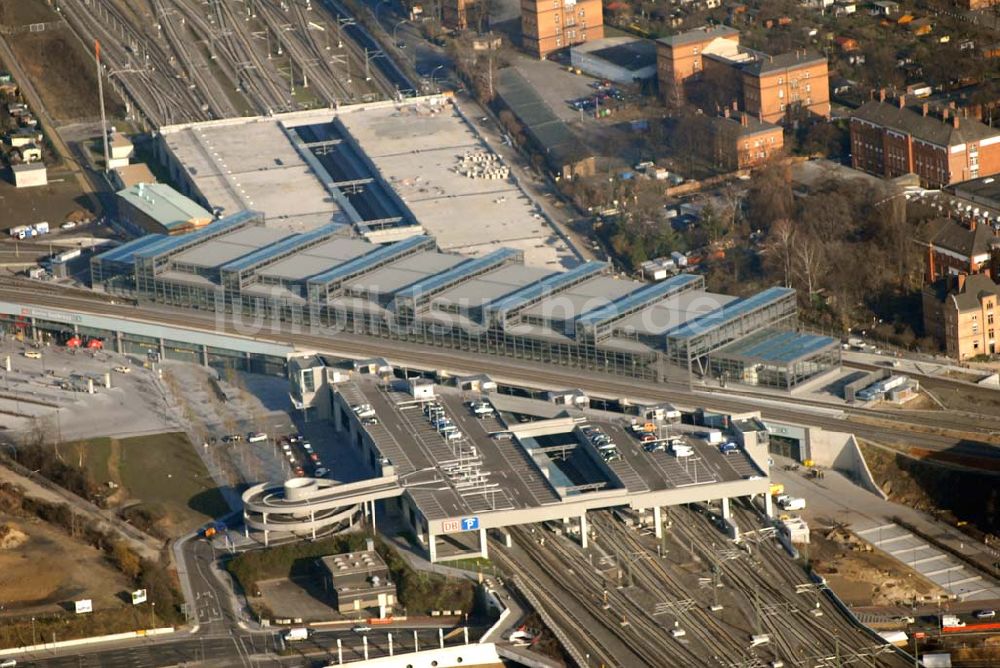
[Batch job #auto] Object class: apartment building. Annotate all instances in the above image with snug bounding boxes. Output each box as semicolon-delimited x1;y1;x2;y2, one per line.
923;273;1000;359
850;95;1000;187
741;52;830;123
655;25;740;104
709;112;784;170
521;0;604;59
655;26;829;123
925;216;998;282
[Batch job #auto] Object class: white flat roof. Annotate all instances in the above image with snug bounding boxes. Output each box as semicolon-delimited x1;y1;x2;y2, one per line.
335;102;579;268
434;264;553;307
161;117;345;231
521;275;638;321
258;237;375;281
614;291;736;336
172;227;292;268
345;252;465;296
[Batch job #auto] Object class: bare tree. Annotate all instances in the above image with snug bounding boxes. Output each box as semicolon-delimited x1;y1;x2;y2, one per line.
794;232;825;297
764;218;796;287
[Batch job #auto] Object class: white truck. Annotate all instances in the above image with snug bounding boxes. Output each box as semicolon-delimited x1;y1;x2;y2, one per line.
32;222;49;235
778;497;806;511
283;627;313;641
941;614;965;628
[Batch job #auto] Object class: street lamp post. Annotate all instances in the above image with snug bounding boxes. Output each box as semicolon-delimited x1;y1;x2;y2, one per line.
429;65;445;91
392;19;408;44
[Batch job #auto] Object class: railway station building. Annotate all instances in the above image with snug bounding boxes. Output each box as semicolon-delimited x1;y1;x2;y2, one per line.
91;208;839;389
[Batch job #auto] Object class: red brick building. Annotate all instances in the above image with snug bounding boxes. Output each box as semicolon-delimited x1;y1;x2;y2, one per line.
521;0;604;59
655;25;741;105
709;112;784;169
850;96;1000;187
925;216;1000;282
655;26;830;123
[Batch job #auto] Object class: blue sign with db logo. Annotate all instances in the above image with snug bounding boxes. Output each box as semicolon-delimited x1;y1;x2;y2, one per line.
461;517;480;531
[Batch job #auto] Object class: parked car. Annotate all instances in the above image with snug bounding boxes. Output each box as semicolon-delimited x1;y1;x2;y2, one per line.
23;351;41;359
975;609;996;619
112;365;131;374
247;432;268;443
352;624;372;633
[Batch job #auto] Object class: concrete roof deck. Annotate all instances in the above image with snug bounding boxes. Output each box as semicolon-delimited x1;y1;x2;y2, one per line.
346;251;465;296
241;283;307;304
161;117;342;230
335;101;577;267
171;227;292;268
520;275;638;322
343;378;561;520
257;237;375;282
155;270;218;288
433;265;554;308
613;291;736;337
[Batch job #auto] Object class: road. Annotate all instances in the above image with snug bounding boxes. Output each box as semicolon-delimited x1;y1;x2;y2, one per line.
17;529;460;667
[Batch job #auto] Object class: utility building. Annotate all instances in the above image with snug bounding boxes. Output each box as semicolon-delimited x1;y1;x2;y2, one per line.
319;548;396;616
116;183;214;236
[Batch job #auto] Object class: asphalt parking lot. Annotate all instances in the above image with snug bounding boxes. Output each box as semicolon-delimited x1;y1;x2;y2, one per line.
0;337;182;441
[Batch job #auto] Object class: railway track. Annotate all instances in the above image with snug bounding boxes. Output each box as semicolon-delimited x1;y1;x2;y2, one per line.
590;513;764;665
503;524;720;667
55;0;210;126
150;0;240;119
669;502;909;667
490;547;621;667
4;275;1000;463
54;0;400;126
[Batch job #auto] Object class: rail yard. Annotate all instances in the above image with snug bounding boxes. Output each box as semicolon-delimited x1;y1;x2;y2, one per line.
53;0;403;127
495;505;909;668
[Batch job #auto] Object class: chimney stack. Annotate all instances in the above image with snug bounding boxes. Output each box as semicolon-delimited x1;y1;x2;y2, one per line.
740;112;749;127
927;244;936;283
898;94;906;109
879;88;886;102
970;216;977;232
957;273;967;292
922;103;929;117
943;107;949;121
732;100;738;111
954;115;960;129
724;107;730;119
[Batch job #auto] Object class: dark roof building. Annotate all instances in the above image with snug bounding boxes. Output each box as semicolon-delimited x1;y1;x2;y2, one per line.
850;96;1000;187
495;68;595;179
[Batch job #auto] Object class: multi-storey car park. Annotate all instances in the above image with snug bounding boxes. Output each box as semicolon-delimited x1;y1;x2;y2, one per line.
90;208;840;388
241;357;774;560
